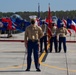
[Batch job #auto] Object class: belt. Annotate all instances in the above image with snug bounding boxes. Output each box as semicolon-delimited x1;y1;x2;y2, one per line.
28;39;38;42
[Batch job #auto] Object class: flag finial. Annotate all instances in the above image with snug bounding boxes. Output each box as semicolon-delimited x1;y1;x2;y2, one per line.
38;3;40;6
49;3;50;6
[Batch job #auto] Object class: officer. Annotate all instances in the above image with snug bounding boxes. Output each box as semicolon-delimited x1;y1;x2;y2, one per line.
40;21;48;53
57;23;67;53
24;15;43;71
50;22;58;53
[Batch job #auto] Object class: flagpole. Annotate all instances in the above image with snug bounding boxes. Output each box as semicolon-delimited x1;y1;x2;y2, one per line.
48;3;50;20
48;3;50;40
47;3;52;43
38;3;40;18
37;3;40;26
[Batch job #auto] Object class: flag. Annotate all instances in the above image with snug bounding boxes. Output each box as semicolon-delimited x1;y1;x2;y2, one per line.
67;29;72;35
62;18;67;27
46;3;52;38
67;18;76;32
67;18;72;29
71;20;76;32
73;18;76;23
67;29;75;36
57;18;62;28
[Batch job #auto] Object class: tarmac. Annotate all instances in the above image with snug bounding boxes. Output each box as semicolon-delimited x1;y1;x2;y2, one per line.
0;32;76;75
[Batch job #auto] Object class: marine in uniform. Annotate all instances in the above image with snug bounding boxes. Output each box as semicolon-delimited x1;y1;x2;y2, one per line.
57;23;67;53
50;22;58;53
40;21;48;53
24;15;43;71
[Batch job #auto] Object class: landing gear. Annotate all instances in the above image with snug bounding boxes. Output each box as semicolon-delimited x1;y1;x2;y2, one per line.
7;30;12;38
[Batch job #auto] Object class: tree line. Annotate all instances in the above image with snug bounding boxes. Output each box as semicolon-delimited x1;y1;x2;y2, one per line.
0;10;76;21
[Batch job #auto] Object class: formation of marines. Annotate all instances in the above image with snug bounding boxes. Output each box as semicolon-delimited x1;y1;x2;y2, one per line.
24;15;67;72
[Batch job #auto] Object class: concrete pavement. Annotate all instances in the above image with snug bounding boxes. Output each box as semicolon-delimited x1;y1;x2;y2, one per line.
0;32;76;75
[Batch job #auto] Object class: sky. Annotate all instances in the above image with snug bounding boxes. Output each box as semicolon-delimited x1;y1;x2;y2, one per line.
0;0;76;12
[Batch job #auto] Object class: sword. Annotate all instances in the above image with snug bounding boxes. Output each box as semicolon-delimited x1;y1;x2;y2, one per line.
22;48;27;69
